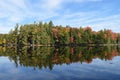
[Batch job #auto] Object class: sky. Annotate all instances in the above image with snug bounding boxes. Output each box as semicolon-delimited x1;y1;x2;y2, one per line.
0;0;120;33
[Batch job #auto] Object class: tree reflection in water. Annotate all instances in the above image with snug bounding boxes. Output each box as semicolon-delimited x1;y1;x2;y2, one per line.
0;46;120;70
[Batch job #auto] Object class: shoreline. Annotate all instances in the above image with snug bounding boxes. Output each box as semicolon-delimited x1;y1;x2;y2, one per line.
0;43;120;47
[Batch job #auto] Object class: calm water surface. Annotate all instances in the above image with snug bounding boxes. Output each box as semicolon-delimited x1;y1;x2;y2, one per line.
0;46;120;80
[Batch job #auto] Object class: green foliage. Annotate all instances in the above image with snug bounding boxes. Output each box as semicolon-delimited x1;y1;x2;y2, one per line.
117;34;120;44
0;46;119;70
0;21;120;46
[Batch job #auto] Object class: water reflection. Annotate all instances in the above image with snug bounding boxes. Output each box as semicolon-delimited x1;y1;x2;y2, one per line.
0;46;120;70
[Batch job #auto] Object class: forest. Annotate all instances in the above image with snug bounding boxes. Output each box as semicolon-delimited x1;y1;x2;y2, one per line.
0;21;120;46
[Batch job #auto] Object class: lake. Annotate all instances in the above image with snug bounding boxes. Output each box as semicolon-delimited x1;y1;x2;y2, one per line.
0;46;120;80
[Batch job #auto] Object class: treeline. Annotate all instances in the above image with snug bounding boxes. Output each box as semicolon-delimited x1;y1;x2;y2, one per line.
0;21;120;46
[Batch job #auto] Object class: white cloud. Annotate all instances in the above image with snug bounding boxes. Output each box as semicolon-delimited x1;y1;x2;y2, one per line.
65;0;102;3
53;9;120;32
0;0;61;33
0;0;28;28
41;0;63;11
0;1;31;33
84;14;120;32
0;24;14;33
0;0;119;33
8;0;27;10
53;11;98;26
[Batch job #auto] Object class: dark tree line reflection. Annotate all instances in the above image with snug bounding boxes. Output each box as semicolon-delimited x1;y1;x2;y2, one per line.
0;46;120;70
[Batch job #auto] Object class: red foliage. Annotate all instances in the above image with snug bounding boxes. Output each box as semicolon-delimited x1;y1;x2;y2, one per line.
104;29;118;40
112;50;118;57
111;33;118;41
70;48;74;55
86;59;92;64
70;37;74;43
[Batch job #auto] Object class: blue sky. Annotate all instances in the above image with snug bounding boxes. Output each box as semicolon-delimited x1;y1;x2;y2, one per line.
0;0;120;33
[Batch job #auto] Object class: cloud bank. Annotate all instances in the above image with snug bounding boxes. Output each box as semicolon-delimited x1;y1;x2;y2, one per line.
0;0;120;33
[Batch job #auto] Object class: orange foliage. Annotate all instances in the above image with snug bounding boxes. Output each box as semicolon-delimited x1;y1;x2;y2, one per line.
52;27;59;38
65;26;70;32
84;26;92;31
78;52;82;58
78;32;81;38
65;58;70;64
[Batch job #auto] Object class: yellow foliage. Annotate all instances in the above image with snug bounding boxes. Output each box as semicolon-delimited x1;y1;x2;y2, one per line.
3;39;6;44
3;47;6;52
0;40;2;44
